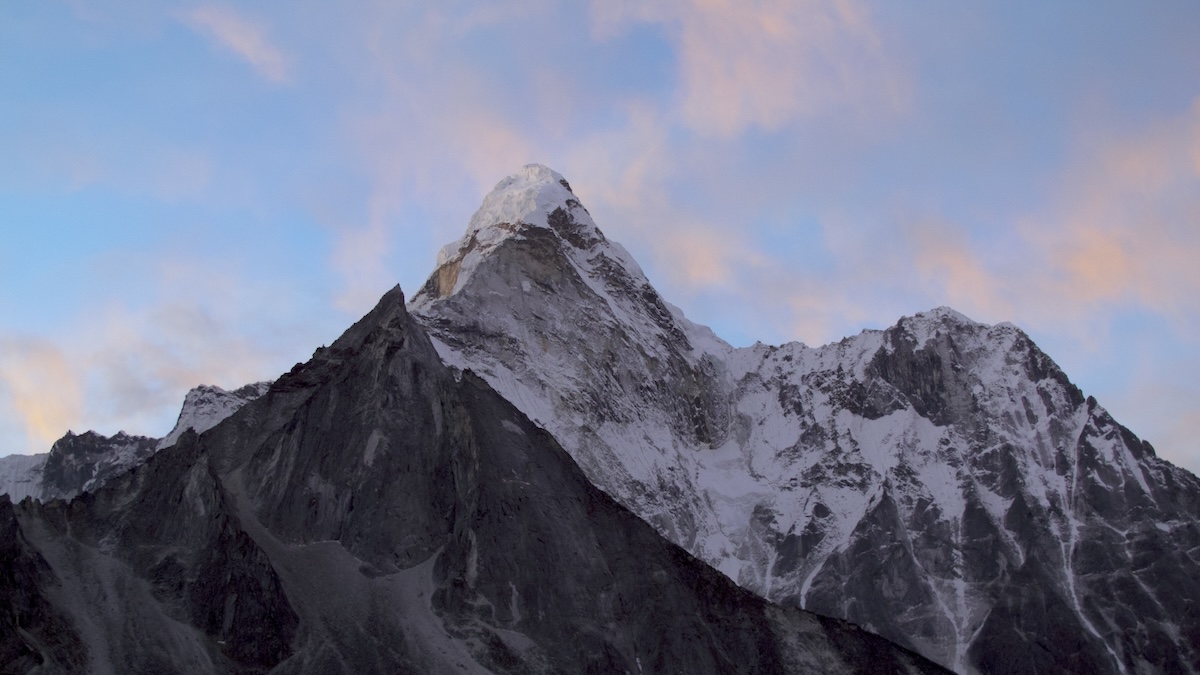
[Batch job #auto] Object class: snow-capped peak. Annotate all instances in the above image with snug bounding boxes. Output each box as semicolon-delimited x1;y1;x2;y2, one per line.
415;164;666;312
157;381;271;450
435;164;598;267
467;164;579;234
913;306;978;324
892;306;989;348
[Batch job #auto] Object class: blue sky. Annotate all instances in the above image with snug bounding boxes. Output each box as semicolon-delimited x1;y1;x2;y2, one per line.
3;1;1200;473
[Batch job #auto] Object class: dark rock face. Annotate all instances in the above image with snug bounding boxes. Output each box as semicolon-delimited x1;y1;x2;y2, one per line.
0;496;88;673
410;167;1200;674
40;430;158;499
0;286;948;674
4;435;298;674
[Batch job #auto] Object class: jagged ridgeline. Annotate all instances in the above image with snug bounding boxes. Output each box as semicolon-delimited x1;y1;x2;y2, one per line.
1;287;946;671
0;382;270;503
3;165;1197;674
411;165;1200;674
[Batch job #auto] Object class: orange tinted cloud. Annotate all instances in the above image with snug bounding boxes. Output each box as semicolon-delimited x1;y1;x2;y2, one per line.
334;57;539;314
592;0;906;137
1023;97;1200;323
0;339;83;450
0;257;315;454
908;218;1011;320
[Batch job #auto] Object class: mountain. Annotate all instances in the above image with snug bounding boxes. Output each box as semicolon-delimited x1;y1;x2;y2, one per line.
0;452;47;503
1;286;947;674
0;431;156;504
0;382;269;503
411;164;1200;674
157;381;273;450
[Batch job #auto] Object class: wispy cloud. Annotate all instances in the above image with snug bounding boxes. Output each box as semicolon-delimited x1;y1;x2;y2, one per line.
592;0;906;137
1034;98;1200;322
0;257;330;454
184;6;290;83
0;338;83;450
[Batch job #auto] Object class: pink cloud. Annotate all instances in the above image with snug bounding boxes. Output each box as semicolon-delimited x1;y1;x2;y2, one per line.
592;0;907;137
184;6;290;83
0;339;83;451
1013;97;1200;327
908;217;1012;321
0;256;325;455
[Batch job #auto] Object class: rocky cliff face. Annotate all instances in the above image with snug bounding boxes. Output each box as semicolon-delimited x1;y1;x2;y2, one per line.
1;286;947;674
0;430;159;504
39;430;159;500
411;165;1200;674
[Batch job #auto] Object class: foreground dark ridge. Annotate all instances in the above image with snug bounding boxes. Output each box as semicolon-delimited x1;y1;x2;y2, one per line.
1;286;947;674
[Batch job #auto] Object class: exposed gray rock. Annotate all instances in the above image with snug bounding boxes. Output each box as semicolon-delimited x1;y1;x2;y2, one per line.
0;430;160;504
40;430;158;500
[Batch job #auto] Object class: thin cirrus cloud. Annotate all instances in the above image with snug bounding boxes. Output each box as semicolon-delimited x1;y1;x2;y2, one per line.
333;92;539;313
183;6;291;83
1049;98;1200;321
315;0;903;313
589;90;1200;369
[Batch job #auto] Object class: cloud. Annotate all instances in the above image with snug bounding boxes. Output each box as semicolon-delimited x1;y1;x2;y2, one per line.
775;96;1200;347
331;89;538;314
907;217;1012;321
1003;97;1200;332
0;256;331;455
184;6;290;83
583;94;1200;356
591;0;907;137
318;6;553;314
0;339;83;451
556;106;764;288
331;219;392;314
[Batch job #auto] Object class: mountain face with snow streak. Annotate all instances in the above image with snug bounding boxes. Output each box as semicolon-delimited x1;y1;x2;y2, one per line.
0;431;157;504
411;165;1200;674
1;286;947;674
0;382;270;503
157;381;273;450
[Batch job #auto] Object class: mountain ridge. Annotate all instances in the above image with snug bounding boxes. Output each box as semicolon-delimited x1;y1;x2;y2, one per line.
4;164;1196;673
1;284;949;674
412;165;1200;674
0;381;271;504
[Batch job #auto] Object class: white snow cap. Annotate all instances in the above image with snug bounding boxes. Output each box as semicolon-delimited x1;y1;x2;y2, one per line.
438;164;596;265
468;164;576;233
911;306;980;326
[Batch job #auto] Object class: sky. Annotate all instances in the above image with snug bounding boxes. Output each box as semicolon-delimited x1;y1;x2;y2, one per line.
3;1;1200;473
